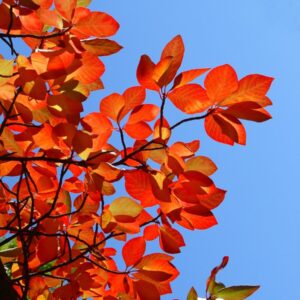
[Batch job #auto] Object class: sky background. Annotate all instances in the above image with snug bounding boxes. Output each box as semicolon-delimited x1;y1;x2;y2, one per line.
88;0;300;299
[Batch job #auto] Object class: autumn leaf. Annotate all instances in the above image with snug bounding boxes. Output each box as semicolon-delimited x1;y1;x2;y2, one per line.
204;64;238;102
122;237;146;267
168;84;212;114
220;74;274;106
81;38;123;56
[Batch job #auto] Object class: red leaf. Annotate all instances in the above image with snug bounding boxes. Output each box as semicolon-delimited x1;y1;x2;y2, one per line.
225;101;272;122
134;280;160;300
37;236;58;262
179;207;218;230
204;64;238;102
125;170;158;207
122;237;146;267
159;225;185;254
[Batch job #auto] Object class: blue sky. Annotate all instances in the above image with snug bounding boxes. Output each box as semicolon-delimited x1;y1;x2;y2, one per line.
90;0;300;299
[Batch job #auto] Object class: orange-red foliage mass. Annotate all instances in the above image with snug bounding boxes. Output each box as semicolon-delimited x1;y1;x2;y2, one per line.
0;0;273;299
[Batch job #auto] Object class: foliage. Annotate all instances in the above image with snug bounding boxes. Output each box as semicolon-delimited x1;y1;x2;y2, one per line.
0;0;273;299
187;257;259;300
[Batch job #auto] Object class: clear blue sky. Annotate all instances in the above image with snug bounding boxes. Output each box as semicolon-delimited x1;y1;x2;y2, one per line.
89;0;300;299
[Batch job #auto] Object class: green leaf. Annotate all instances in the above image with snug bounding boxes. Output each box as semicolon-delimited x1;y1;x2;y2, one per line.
211;281;226;294
213;285;260;300
0;237;17;251
187;287;198;300
38;260;56;272
77;0;91;7
0;247;21;258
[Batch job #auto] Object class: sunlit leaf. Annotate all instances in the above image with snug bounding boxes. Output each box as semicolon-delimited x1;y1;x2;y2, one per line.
109;197;142;218
122;237;146;267
205;64;238;102
168;84;212;114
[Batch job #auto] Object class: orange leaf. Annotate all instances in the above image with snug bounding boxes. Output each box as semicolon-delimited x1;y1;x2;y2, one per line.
143;224;159;241
0;161;21;177
32;123;57;150
126;104;159;124
168;84;212;114
100;93;124;122
220;74;274;106
122;237;146;267
73;10;120;38
137;55;160;91
124;122;153;140
159;35;184;85
54;0;76;21
204;64;238;102
72;52;105;84
81;112;113;150
152;56;173;87
204;110;246;145
172;68;210;89
92;162;122;182
38;8;63;29
169;140;200;158
47;51;75;76
19;8;44;34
